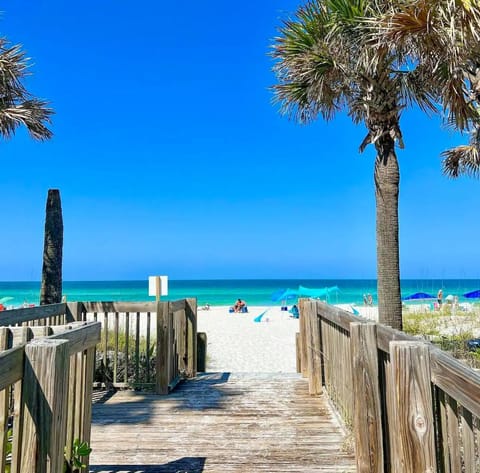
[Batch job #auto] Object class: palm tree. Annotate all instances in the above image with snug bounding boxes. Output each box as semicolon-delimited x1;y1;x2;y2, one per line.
40;189;63;305
372;0;480;179
0;38;52;140
272;1;433;329
0;37;54;301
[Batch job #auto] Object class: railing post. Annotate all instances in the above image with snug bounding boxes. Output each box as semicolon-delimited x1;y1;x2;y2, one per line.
295;332;301;373
197;332;207;372
20;338;70;473
298;299;308;378
66;302;83;322
350;322;384;473
0;328;9;473
389;341;436;473
156;301;171;394
305;300;322;395
186;298;197;378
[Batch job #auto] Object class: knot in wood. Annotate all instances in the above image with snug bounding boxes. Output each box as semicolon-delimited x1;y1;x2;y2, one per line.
414;414;427;432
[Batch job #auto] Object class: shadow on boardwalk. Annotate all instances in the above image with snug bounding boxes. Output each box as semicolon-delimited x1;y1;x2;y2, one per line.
90;457;206;472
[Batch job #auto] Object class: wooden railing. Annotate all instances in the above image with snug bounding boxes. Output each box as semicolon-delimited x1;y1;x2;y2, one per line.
70;299;197;393
298;299;480;473
0;321;100;473
0;299;198;394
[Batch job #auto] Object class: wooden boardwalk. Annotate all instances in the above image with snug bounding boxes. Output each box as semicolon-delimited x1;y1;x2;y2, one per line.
89;372;355;472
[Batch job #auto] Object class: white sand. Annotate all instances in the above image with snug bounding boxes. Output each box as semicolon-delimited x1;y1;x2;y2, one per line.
197;305;299;373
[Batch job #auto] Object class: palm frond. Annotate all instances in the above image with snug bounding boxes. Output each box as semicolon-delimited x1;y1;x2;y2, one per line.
441;144;480;177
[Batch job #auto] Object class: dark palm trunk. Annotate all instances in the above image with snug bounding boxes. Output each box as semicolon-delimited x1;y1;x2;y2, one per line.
374;134;402;330
40;189;63;305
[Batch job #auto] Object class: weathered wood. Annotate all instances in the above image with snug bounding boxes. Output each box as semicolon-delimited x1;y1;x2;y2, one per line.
66;301;83;322
186;298;197;377
10;327;29;473
305;301;322;395
0;328;10;472
49;322;101;355
197;332;207;372
389;341;436;473
82;301;156;313
124;312;130;384
430;347;480;419
81;346;95;473
460;408;475;473
114;312;119;383
156;302;171;394
0;346;24;391
0;303;66;326
350;322;383;473
298;299;308;378
376;324;417;354
89;373;356;472
21;338;70;473
295;332;301;373
446;394;461;473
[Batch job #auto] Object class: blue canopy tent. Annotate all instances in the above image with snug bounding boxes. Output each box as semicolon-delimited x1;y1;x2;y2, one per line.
401;292;435;301
464;290;480;299
298;285;339;300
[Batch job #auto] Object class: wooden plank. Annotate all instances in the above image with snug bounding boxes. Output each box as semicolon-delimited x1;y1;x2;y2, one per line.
0;346;24;389
298;298;308;378
430;347;480;419
114;312;119;384
446;394;461;473
376;324;417;354
186;298;197;377
460;408;475;473
146;312;151;383
437;388;450;472
124;312;130;385
155;302;171;394
135;312;140;382
20;338;70;473
10;327;30;473
89;373;356;472
315;301;362;332
48;322;101;355
0;303;66;326
0;328;10;473
66;301;83;322
82;301;156;314
197;332;207;372
305;301;322;395
350;322;383;473
81;346;95;473
295;332;301;373
389;341;436;473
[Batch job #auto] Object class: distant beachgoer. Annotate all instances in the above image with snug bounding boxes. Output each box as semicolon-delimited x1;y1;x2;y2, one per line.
367;294;373;306
437;289;443;308
363;294;368;306
233;299;246;313
201;303;210;311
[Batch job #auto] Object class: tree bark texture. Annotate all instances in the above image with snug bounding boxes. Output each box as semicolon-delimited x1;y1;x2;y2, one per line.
374;135;402;330
40;189;63;305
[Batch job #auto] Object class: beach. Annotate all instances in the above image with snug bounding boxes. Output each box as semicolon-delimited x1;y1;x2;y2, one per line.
197;306;300;372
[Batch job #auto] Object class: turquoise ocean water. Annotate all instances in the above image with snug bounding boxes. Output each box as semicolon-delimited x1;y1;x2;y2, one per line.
1;279;480;308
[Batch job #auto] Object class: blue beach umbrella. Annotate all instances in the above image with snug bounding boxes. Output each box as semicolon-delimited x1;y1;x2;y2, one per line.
253;309;269;323
464;290;480;299
401;292;435;301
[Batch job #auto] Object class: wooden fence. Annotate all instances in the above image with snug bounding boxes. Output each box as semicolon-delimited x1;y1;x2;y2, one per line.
0;321;100;473
0;299;198;394
298;299;480;473
73;299;198;393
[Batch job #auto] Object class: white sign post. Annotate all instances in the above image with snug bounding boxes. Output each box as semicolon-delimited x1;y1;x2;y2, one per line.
148;276;168;302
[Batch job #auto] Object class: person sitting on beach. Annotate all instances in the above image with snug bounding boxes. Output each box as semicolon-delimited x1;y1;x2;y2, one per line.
233;299;246;313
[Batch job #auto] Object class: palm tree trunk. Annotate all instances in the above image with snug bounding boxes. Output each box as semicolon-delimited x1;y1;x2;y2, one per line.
374;134;402;330
40;189;63;305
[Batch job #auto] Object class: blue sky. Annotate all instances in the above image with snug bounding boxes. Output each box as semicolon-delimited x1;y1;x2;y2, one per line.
0;1;478;281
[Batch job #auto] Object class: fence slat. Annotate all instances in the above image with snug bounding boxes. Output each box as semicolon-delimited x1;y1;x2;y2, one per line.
0;328;9;473
186;298;197;377
305;301;322;395
461;408;475;473
390;341;436;473
20;338;70;473
350;322;383;473
156;302;171;394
